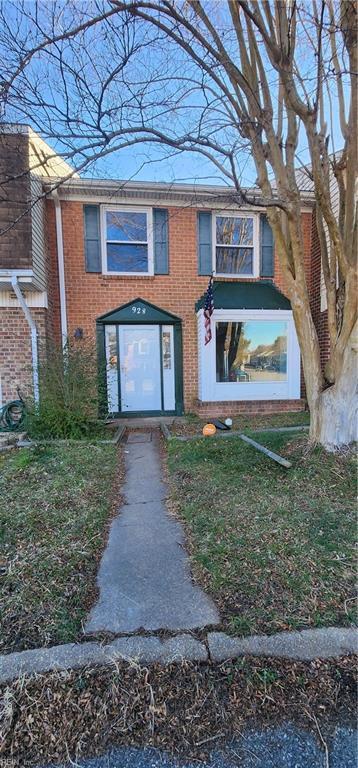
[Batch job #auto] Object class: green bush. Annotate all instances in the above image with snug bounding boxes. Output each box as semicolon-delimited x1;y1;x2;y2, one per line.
25;338;106;439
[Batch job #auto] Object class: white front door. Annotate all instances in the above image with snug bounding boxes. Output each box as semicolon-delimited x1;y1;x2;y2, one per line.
119;325;162;412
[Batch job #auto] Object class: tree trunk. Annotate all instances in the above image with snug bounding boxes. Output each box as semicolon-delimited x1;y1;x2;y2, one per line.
309;322;358;450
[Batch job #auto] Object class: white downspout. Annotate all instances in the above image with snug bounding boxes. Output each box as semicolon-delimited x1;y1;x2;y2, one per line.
52;190;67;348
11;276;40;405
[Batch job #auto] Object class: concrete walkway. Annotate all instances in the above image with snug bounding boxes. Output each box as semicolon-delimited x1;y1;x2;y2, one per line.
85;431;219;634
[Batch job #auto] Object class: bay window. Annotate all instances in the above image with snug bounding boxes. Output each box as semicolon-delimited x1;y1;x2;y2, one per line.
216;321;288;383
198;308;300;402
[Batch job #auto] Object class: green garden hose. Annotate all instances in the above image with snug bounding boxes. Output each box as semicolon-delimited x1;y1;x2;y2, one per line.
0;399;25;431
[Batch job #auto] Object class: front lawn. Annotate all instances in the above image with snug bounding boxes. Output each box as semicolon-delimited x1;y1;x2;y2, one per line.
0;442;119;653
166;432;356;636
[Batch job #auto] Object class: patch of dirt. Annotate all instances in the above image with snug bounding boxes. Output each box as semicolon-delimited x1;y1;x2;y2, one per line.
0;656;356;767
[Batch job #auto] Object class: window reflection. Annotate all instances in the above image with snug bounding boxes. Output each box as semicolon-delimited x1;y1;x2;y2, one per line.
215;216;254;275
106;210;148;272
216;321;287;383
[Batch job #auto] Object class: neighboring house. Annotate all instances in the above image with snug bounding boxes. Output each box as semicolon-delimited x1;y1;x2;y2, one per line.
0;125;328;418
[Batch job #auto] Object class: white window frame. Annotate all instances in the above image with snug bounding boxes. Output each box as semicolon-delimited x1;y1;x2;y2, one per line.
197;308;300;402
101;205;154;276
213;211;259;278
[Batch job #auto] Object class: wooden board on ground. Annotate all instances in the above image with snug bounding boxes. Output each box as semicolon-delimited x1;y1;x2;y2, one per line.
239;433;292;468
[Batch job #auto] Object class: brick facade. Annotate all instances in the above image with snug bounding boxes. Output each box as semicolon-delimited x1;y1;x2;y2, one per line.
0;133;32;271
0;307;48;404
0;132;329;417
0;147;55;405
44;199;313;415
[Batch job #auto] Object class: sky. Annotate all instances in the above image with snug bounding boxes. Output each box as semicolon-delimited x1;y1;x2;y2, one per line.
1;0;348;187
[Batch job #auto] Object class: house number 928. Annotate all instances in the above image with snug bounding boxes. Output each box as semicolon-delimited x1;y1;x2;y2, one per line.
132;306;146;314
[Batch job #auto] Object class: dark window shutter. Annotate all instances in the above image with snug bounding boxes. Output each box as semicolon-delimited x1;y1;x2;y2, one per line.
260;213;274;278
153;208;169;274
84;205;101;272
197;211;212;275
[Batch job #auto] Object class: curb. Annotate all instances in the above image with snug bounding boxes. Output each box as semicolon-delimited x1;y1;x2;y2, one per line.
208;627;358;662
0;634;207;684
0;627;356;685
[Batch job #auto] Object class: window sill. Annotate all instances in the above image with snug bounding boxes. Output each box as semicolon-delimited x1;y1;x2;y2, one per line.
100;273;156;281
214;273;258;279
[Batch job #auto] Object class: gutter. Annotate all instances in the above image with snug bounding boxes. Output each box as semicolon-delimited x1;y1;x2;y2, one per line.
51;190;67;348
44;177;316;207
10;276;39;405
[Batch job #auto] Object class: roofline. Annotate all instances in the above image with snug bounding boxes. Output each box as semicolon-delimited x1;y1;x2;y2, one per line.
44;176;315;205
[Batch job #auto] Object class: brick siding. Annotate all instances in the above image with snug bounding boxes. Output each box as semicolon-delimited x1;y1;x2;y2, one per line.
0;307;47;404
196;399;306;418
0;133;32;271
45;200;314;414
0;175;55;405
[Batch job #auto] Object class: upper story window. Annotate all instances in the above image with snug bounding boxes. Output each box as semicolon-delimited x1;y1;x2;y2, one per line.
102;207;153;275
214;213;258;277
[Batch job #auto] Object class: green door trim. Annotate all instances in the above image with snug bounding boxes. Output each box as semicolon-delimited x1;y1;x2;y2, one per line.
97;299;184;418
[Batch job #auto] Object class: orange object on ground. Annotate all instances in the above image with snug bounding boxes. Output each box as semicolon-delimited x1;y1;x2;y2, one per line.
202;423;217;436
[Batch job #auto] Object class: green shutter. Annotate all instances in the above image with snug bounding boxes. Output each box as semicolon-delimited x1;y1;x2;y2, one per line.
84;205;101;272
197;211;213;275
260;213;274;278
153;208;169;274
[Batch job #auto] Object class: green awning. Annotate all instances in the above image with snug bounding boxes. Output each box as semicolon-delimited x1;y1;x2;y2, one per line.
195;280;291;312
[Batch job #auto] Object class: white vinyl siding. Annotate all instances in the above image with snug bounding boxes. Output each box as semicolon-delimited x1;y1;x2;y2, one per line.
30;174;46;290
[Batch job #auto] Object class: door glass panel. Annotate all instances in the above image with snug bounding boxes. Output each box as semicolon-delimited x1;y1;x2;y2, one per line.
216;321;288;383
105;325;119;412
162;325;175;411
162;330;171;369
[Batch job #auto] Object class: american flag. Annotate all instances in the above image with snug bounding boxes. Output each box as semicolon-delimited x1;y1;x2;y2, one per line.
204;275;214;345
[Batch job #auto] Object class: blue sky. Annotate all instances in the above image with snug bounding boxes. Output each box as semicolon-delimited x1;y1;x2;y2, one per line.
2;1;347;187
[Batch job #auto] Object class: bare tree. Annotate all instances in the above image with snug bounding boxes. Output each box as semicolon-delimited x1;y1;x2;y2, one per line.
0;0;356;449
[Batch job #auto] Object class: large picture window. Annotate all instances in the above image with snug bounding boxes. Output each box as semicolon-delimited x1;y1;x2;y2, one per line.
216;320;288;383
104;208;152;274
215;215;256;275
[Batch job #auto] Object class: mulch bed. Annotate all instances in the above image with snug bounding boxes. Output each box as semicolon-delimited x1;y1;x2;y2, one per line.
1;655;356;766
170;413;310;438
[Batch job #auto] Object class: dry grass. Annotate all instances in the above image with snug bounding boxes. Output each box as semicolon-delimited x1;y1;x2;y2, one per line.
0;442;122;653
0;655;356;767
166;432;357;636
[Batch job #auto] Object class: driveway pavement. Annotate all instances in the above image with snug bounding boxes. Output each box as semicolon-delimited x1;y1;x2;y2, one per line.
42;723;357;767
